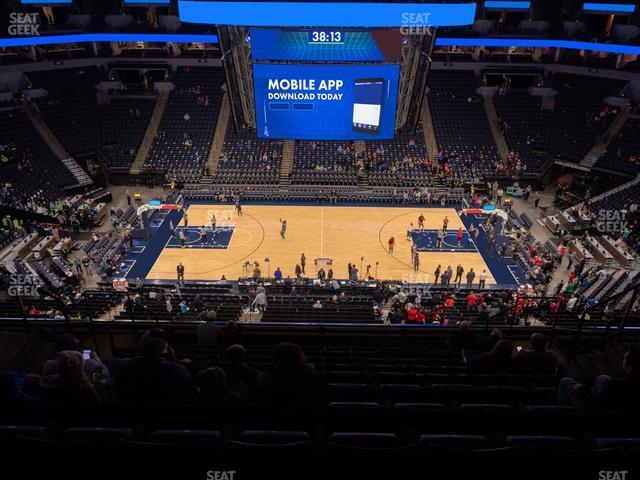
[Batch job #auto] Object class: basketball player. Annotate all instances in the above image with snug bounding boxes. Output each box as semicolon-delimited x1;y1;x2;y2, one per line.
200;226;208;246
183;212;189;228
235;200;242;216
211;214;216;230
442;216;449;231
179;230;186;248
169;219;175;237
436;228;444;248
418;214;425;230
406;223;414;240
279;218;287;239
388;236;395;254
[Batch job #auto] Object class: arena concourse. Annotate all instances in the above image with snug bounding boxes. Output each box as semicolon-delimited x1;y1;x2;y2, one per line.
0;1;640;479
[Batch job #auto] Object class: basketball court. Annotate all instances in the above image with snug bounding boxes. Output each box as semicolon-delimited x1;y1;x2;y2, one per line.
137;204;509;284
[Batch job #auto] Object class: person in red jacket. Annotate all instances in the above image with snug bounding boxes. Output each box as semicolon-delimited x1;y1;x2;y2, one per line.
406;307;419;323
466;291;477;309
456;228;464;246
388;236;395;254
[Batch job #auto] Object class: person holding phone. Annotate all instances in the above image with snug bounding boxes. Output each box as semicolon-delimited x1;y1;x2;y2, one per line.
41;333;109;381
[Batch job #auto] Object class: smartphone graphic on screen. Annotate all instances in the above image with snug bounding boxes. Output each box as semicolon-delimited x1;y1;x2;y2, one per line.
352;78;385;134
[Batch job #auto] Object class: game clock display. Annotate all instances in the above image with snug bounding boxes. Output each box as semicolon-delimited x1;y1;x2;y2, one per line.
307;31;344;44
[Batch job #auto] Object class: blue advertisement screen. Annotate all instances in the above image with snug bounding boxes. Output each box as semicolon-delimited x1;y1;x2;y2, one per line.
250;29;402;62
254;64;399;140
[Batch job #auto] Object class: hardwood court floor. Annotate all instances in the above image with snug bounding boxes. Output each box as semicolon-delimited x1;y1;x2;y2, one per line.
146;204;496;284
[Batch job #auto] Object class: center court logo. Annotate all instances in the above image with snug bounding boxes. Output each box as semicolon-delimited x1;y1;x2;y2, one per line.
400;12;434;35
8;13;40;36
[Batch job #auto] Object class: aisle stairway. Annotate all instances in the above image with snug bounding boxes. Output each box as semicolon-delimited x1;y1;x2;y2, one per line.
61;158;93;188
485;96;510;164
24;103;92;188
279;140;295;186
580;108;630;170
420;97;439;160
129;92;167;174
206;92;231;174
23;103;70;160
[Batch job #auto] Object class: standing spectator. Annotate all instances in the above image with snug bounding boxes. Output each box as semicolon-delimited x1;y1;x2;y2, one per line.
176;263;185;283
427;267;438;287
197;309;221;347
454;264;464;286
251;286;267;313
478;270;487;289
466;268;476;289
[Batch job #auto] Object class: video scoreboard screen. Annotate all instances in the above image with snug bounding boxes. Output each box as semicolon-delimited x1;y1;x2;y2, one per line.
250;28;402;62
253;63;399;140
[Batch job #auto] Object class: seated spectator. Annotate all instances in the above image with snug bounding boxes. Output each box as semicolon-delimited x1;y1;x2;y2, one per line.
481;328;503;352
196;366;235;406
257;342;322;406
473;340;514;370
42;333;109;381
224;344;258;387
513;333;559;374
449;320;480;351
40;351;103;405
115;332;193;403
558;344;640;412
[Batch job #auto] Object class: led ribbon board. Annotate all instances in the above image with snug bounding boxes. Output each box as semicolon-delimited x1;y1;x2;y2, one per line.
435;37;640;55
484;1;531;10
0;33;218;48
177;1;477;28
583;3;636;13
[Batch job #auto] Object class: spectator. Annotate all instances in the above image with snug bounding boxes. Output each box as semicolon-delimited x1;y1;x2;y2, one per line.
115;333;193;403
257;342;322;406
196;366;233;406
196;309;221;347
224;344;258;387
473;340;514;370
251;286;267;313
513;333;559;374
40;351;103;405
449;320;480;351
42;333;109;381
558;344;640;412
